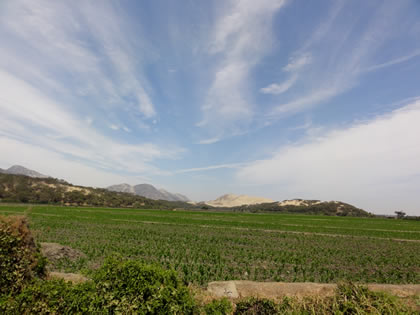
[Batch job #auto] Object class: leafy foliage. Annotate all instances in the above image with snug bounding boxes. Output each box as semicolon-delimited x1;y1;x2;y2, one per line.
227;200;371;217
1;257;198;314
234;298;278;314
0;215;46;295
92;257;197;314
203;298;233;315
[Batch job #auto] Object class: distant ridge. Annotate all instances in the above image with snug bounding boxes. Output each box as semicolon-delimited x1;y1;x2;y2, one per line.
2;165;49;178
205;194;274;207
228;198;370;217
107;183;189;202
0;173;194;209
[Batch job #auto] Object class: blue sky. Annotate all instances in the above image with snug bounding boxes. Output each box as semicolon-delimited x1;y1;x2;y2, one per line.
1;0;420;214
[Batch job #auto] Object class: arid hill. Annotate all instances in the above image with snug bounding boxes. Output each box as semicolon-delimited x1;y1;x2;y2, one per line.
205;194;274;207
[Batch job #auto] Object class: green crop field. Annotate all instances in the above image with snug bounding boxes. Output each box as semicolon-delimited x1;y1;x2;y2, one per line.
1;204;419;286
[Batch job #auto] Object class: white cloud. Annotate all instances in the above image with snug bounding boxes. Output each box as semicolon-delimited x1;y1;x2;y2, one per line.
363;49;420;72
269;86;343;116
260;74;298;95
198;137;221;145
283;53;312;72
0;137;142;188
175;162;248;174
198;0;287;138
237;101;420;215
0;70;179;176
0;1;182;182
269;1;413;117
0;0;155;119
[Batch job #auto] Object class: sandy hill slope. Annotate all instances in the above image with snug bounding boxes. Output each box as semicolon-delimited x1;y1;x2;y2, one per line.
206;194;274;207
106;183;135;194
278;199;323;206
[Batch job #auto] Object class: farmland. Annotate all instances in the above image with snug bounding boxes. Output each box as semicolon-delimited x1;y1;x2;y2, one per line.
0;204;419;286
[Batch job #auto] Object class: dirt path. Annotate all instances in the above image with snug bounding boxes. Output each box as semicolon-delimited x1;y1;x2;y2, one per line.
207;281;420;299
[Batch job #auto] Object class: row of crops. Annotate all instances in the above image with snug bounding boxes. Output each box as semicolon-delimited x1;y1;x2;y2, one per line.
0;204;419;286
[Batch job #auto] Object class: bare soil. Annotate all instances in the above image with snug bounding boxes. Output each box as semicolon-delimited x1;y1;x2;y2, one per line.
40;242;86;263
48;272;89;284
207;281;420;300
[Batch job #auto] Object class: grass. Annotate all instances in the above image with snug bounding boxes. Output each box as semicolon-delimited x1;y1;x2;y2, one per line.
0;204;419;286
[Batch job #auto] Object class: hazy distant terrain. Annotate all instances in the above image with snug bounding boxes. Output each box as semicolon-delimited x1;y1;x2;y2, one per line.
0;165;49;178
0;171;371;217
107;183;189;202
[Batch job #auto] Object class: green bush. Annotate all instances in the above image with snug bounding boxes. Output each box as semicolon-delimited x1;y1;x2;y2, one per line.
92;257;197;314
234;298;278;315
203;298;233;315
330;282;413;314
1;256;198;314
0;279;96;314
0;216;46;295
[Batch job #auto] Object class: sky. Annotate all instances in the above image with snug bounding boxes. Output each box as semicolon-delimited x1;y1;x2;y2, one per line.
1;0;420;215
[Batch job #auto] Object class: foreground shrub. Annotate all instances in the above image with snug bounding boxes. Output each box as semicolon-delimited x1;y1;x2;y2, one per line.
0;279;96;314
1;256;198;314
234;298;278;314
203;297;233;315
330;282;414;314
92;257;197;314
231;283;416;315
0;215;46;295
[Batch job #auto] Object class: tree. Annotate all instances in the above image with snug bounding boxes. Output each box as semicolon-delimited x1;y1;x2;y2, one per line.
395;211;406;219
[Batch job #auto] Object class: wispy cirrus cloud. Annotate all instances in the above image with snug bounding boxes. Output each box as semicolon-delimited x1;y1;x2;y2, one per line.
197;0;288;142
0;0;155;121
260;74;298;95
175;162;248;174
283;53;312;72
268;1;419;117
363;49;420;72
0;1;182;180
260;52;311;95
0;69;177;176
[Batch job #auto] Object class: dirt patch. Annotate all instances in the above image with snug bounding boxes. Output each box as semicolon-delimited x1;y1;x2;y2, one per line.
48;272;89;284
367;284;420;298
40;242;86;262
207;281;420;300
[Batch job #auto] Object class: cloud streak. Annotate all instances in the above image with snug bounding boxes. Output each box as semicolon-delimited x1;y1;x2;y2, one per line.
0;0;184;182
197;0;288;140
175;162;248;174
363;49;420;72
260;75;298;95
0;0;155;121
268;1;416;117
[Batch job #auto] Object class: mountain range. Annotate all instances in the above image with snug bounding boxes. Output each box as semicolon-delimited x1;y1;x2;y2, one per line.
106;183;189;202
0;165;370;216
0;165;49;178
